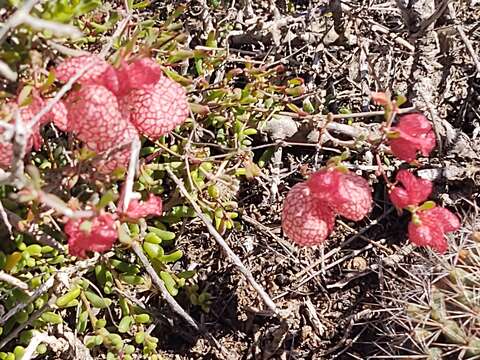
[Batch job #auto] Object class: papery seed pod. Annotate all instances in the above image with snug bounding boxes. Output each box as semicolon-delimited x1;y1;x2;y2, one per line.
389;169;433;209
54;55;119;94
65;214;118;258
388;113;436;162
115;58;162;96
120;76;189;140
307;168;373;221
282;182;335;246
408;207;460;253
65;85;131;146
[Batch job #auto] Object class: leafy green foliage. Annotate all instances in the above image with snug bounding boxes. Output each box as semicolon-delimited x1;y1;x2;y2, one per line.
38;0;102;23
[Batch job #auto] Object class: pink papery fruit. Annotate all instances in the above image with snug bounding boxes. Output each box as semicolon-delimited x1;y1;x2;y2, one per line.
389;169;432;209
307;168;373;221
0;92;49;168
121;76;189;140
65;213;118;258
0;143;13;169
282;182;335;246
65;85;132;147
86;122;138;174
123;194;163;220
115;58;162;96
389;113;436;162
54;55;119;94
408;207;460;253
48;100;68;132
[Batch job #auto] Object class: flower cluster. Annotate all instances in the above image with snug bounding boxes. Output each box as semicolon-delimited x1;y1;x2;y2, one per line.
65;213;118;258
387;113;436;162
389;170;460;253
386;113;460;253
1;54;188;257
54;54;189;173
281;104;460;253
282;167;372;246
0;54;189;174
0;91;66;168
67;194;164;258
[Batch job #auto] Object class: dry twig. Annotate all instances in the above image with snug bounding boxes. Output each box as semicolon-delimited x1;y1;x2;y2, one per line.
0;270;29;290
0;0;81;82
0;255;99;327
130;241;231;356
22;333;60;360
0;0;39;44
130;241;200;330
456;25;480;77
0;59;17;81
121;136;142;211
166;167;278;314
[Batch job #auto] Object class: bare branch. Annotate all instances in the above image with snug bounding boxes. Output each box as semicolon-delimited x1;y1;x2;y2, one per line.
22;14;82;39
0;276;54;327
456;25;480;76
0;255;99;327
121;136;141;211
46;40;90;57
0;121;15;139
0;0;39;45
0;60;17;81
130;240;232;356
99;13;132;57
10;110;29;187
131;241;200;330
0;270;29;290
166;167;278;314
21;333;59;360
0;0;81;46
0;303;50;350
0;200;13;236
37;191;94;219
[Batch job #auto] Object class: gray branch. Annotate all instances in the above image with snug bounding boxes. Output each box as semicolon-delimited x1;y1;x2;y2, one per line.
166;167;278;314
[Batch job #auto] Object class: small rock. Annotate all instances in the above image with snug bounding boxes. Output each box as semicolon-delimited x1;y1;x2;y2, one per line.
351;256;368;271
262;115;298;140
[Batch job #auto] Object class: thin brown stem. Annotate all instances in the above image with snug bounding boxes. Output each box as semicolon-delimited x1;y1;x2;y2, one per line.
166;167;278;314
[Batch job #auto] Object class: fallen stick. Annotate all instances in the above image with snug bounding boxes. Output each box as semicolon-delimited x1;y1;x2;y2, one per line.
166;167;278;314
456;25;480;77
0;270;29;290
130;241;230;356
131;241;200;331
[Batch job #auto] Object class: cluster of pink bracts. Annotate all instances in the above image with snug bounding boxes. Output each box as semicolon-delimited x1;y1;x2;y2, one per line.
0;54;189;257
389;170;460;253
56;55;189;257
282;112;460;253
387;112;436;162
67;194;163;258
0;54;189;173
282;168;372;246
0;92;65;168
